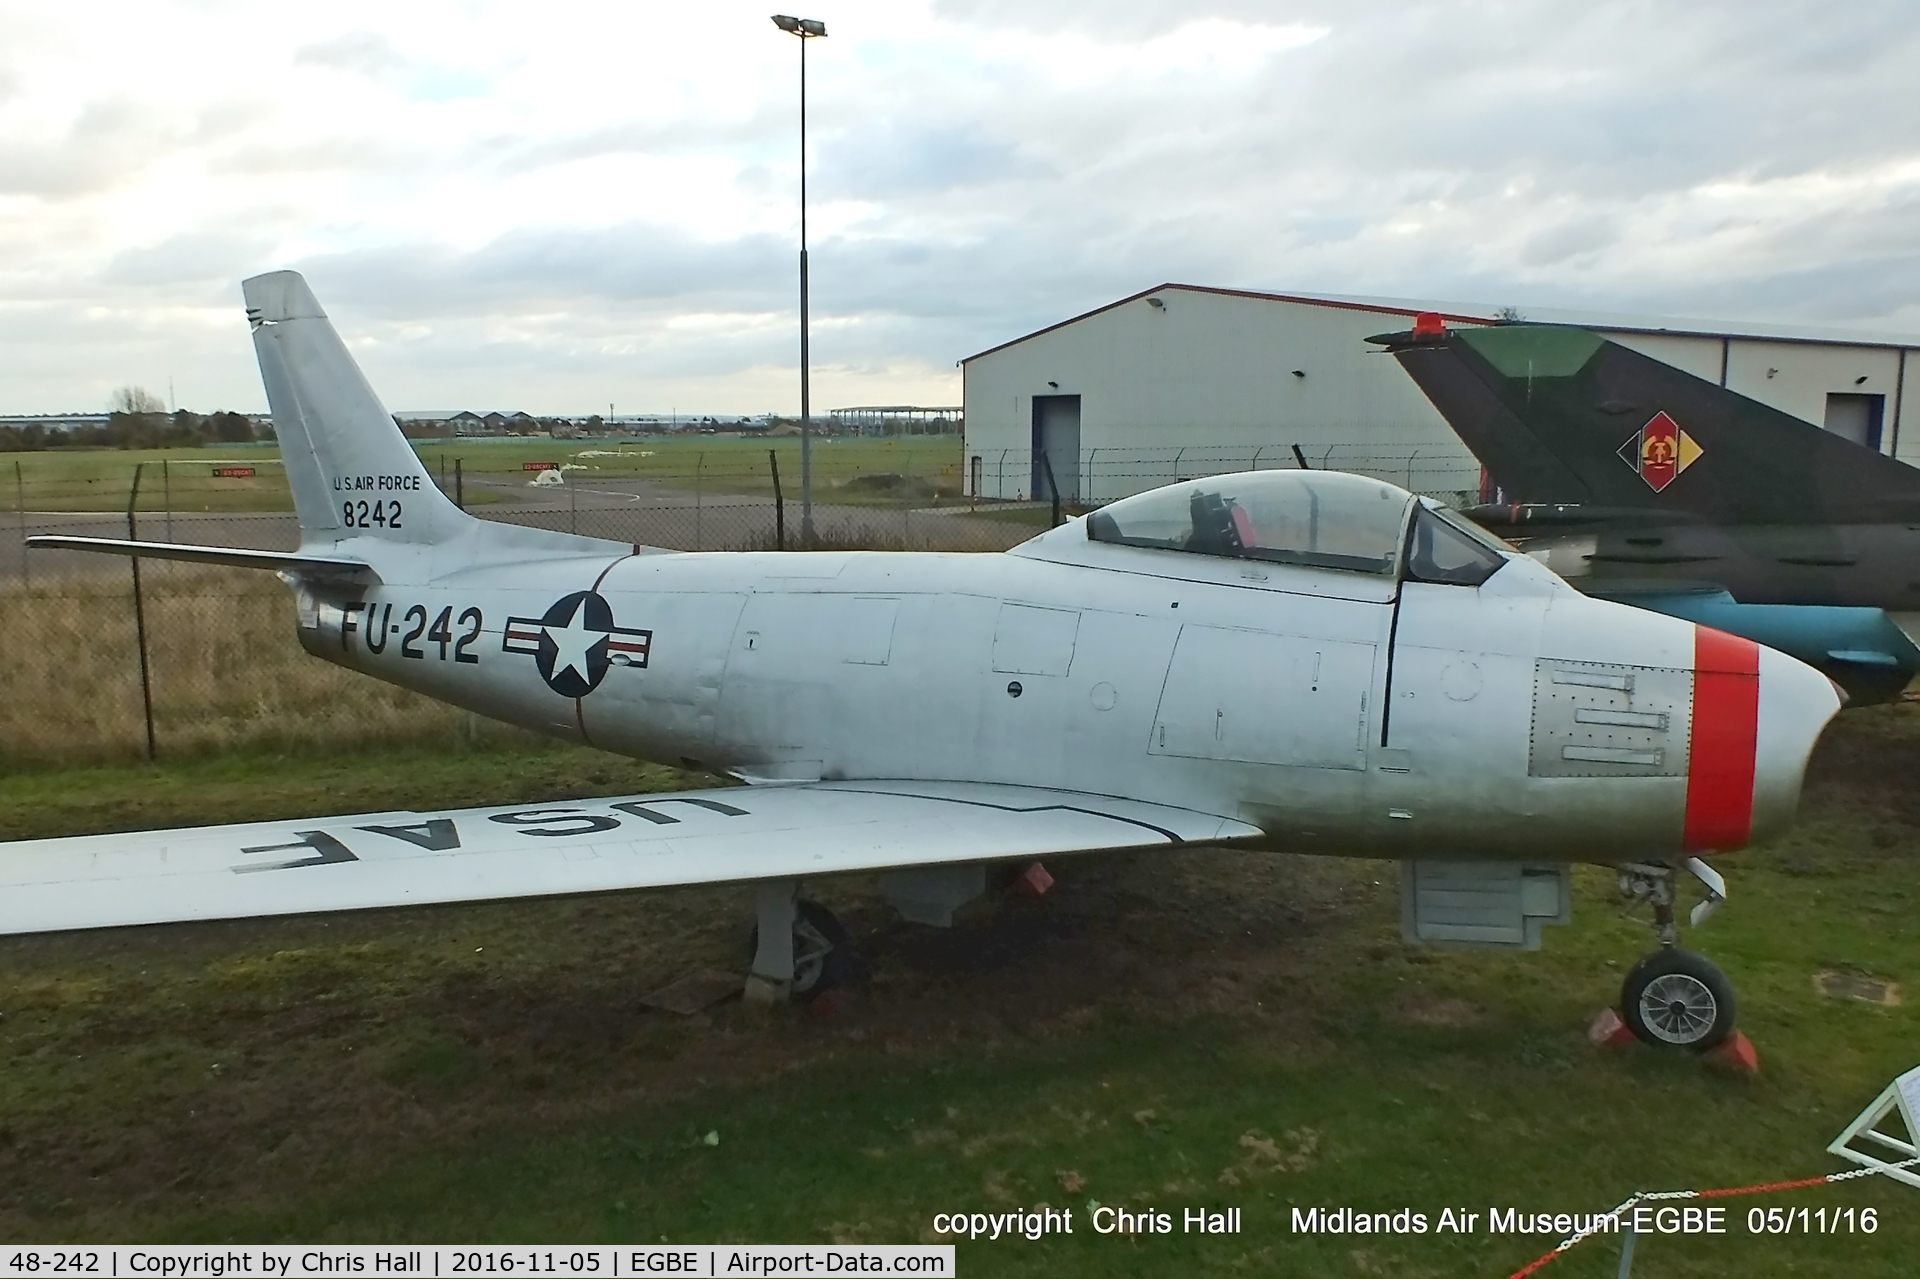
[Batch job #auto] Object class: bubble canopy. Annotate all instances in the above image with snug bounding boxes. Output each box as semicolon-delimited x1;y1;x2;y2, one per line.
1084;470;1508;586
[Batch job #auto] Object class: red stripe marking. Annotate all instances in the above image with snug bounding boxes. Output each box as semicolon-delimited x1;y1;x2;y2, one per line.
1684;626;1760;851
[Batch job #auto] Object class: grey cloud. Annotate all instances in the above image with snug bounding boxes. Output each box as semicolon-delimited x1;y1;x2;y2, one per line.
14;0;1920;412
292;31;410;79
207;136;432;177
928;0;1335;39
295;222;793;317
104;228;282;289
0;99;166;198
1520;216;1620;266
816;123;1046;196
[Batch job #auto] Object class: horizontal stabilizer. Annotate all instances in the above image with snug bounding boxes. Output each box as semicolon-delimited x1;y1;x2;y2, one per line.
0;780;1265;936
25;535;375;580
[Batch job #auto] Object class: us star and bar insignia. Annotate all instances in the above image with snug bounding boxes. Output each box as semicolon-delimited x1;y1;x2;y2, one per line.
503;589;651;698
1617;410;1703;492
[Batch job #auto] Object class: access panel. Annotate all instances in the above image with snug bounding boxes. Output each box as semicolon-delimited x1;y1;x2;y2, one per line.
1150;624;1373;770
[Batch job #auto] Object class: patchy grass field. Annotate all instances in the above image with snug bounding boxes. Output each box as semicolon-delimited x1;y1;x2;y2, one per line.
0;713;1915;1275
0;568;471;764
420;437;969;508
0;439;969;514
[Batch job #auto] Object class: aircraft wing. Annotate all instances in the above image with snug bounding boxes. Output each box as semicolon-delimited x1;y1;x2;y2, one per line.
0;781;1265;936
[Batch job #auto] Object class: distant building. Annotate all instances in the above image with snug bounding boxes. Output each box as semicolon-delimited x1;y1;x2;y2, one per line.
829;405;964;436
0;413;111;431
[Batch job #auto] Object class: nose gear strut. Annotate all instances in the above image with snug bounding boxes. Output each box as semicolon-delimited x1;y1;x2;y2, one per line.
1613;859;1737;1050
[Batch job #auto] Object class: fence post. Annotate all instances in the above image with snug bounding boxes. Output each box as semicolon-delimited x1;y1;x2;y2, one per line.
15;460;27;588
454;458;464;510
1040;451;1062;528
769;449;786;550
969;454;981;510
695;452;704;551
162;458;172;542
568;466;578;536
1173;447;1186;482
127;464;157;762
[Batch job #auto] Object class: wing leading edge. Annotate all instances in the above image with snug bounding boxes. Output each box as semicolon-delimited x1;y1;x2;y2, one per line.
0;781;1265;936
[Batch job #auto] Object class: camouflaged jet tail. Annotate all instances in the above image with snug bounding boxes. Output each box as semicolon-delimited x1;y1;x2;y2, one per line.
1374;323;1920;525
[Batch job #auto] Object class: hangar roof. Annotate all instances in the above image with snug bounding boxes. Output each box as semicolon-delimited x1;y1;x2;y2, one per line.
960;282;1920;364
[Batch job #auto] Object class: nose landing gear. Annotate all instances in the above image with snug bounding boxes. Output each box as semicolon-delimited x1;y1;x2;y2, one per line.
1615;860;1736;1051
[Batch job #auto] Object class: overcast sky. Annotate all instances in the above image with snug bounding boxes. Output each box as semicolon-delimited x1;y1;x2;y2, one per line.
2;0;1918;414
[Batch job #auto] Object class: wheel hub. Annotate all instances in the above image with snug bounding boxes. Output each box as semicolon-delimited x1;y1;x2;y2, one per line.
1639;973;1718;1045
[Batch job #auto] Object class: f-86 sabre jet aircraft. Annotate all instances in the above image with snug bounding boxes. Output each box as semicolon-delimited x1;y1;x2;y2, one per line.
11;272;1843;1051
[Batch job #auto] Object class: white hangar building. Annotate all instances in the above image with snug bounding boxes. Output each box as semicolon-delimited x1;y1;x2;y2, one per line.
958;284;1920;505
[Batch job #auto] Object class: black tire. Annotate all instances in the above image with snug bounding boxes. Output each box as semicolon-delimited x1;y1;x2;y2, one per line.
747;899;857;1002
1620;948;1736;1051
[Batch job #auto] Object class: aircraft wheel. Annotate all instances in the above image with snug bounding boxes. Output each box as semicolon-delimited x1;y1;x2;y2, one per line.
748;899;857;1002
1620;948;1736;1050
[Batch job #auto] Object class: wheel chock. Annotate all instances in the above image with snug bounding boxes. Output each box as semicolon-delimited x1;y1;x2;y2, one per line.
1012;861;1055;899
1587;1007;1638;1050
1704;1030;1761;1076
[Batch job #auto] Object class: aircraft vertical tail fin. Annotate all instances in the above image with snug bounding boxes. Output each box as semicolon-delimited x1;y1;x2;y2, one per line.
1373;323;1920;524
243;271;626;570
245;271;469;548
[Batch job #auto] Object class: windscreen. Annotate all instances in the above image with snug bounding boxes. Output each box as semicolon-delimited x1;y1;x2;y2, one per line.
1086;471;1415;576
1405;504;1510;586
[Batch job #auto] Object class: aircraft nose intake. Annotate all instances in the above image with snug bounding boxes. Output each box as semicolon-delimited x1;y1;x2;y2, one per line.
1703;630;1842;850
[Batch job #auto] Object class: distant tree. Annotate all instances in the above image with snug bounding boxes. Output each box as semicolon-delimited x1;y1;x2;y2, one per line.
1493;305;1526;323
110;385;167;414
208;411;255;443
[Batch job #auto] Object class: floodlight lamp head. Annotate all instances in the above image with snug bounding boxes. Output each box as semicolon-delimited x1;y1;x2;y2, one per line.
772;14;827;36
772;14;800;31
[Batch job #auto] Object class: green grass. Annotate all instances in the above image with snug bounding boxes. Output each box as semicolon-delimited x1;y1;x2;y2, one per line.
0;715;1916;1273
0;439;970;514
422;437;970;508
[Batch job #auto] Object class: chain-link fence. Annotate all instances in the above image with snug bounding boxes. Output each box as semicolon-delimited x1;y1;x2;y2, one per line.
961;442;1483;508
0;439;1484;765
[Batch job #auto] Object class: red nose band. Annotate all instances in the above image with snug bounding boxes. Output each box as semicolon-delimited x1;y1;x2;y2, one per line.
1684;627;1761;851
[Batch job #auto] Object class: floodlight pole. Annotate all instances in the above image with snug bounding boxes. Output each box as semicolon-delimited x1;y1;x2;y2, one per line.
773;15;826;545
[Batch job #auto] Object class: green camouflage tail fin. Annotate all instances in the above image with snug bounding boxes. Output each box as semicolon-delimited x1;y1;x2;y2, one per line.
1374;322;1920;524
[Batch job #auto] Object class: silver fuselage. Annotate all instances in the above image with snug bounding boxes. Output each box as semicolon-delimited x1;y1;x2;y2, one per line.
294;520;1837;866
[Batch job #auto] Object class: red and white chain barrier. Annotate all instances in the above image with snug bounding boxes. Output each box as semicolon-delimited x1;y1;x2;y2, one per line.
1504;1157;1920;1278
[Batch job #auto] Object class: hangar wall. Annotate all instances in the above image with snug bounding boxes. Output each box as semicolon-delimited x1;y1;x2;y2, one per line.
963;285;1918;504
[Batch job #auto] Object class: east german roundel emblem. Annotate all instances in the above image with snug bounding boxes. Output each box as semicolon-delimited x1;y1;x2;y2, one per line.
502;590;651;698
1616;410;1703;492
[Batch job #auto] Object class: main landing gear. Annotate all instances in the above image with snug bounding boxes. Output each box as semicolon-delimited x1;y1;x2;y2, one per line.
1615;860;1735;1050
744;880;857;1004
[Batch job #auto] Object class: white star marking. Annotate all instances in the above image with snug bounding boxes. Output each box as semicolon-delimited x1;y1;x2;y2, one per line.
543;598;609;685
